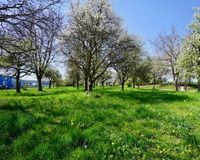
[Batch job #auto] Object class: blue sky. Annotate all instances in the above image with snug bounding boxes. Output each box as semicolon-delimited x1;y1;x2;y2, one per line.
112;0;200;54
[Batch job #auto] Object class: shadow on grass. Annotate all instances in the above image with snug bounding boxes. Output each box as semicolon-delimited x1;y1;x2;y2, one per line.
0;107;36;146
0;103;27;113
21;88;80;97
0;87;81;97
98;89;189;104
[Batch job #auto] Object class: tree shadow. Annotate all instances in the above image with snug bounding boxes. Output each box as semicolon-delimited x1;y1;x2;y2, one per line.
0;88;81;97
0;104;36;146
98;89;189;104
0;103;27;113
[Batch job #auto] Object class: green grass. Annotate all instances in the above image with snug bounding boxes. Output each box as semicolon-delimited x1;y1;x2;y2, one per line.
0;87;200;160
139;84;197;92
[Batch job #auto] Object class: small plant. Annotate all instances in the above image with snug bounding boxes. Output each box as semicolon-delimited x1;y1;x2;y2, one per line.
23;84;28;90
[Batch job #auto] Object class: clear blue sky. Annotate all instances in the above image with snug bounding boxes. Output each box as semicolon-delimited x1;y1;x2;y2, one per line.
112;0;200;54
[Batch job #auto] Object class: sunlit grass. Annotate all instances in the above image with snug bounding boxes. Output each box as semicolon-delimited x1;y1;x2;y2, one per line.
0;87;200;159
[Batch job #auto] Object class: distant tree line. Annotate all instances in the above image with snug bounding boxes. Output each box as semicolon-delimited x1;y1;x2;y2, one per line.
62;1;200;92
61;0;177;92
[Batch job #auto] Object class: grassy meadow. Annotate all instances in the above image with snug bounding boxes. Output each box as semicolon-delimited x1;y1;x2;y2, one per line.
0;86;200;160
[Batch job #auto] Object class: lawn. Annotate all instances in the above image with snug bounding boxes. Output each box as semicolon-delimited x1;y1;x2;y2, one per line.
0;87;200;160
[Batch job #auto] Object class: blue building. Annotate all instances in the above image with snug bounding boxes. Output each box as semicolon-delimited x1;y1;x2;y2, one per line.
0;74;49;89
0;74;16;89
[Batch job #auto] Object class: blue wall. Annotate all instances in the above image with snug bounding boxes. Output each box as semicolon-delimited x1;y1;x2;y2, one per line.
0;75;49;89
0;75;14;89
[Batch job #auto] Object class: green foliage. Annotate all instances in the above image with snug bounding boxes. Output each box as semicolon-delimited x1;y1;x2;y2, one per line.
179;8;200;80
0;87;200;159
44;67;62;87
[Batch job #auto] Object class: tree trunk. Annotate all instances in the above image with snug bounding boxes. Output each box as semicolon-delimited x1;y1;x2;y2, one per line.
102;81;105;89
37;76;43;91
158;77;162;87
84;76;88;92
184;80;187;91
72;80;75;87
132;77;136;88
93;80;96;88
49;80;52;89
16;70;21;93
188;76;192;86
112;80;117;86
175;77;179;91
121;81;125;91
89;82;93;92
88;75;93;92
172;70;179;91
